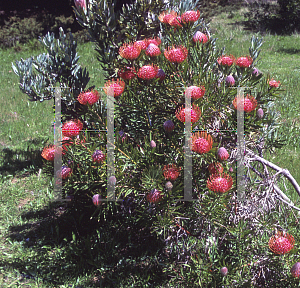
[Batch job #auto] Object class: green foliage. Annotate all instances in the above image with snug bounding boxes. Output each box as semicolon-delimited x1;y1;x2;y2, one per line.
12;28;91;119
75;0;166;78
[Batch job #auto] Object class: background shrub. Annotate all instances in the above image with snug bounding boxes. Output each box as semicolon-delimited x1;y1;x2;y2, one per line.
244;0;300;33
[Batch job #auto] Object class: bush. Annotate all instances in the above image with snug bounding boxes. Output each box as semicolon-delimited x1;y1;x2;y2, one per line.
12;0;300;286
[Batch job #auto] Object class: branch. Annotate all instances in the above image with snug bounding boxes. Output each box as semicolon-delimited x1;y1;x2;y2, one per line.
246;149;300;215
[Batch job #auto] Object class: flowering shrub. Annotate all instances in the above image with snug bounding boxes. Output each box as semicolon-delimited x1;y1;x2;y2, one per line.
12;0;300;286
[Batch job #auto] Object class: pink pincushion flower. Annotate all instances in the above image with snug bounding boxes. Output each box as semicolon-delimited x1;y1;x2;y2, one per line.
164;45;188;63
137;65;159;80
225;75;235;86
269;79;280;88
146;37;161;46
218;55;235;66
185;85;205;99
62;119;83;137
158;10;178;23
236;56;253;68
169;16;182;27
77;89;100;105
192;132;213;154
145;43;161;57
92;194;102;206
92;150;105;163
60;166;72;179
232;94;257;113
182;10;200;23
41;144;56;161
269;231;295;255
176;105;201;123
147;189;163;203
119;43;141;60
104;79;125;97
163;164;180;181
207;173;233;193
134;40;148;50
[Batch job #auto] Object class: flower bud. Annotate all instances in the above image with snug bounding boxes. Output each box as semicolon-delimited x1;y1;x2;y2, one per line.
150;140;156;148
220;267;228;276
165;181;173;191
92;194;102;206
256;108;264;119
225;75;235;86
163;120;175;132
108;176;117;186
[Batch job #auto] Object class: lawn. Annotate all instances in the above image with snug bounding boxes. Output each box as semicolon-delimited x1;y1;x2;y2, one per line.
0;6;300;287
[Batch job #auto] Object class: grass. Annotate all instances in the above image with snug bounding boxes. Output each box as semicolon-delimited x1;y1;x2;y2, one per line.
0;6;300;287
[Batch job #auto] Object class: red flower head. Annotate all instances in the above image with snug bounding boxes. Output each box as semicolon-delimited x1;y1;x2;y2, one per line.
163;164;180;181
62;119;83;137
208;162;223;175
118;67;136;80
291;262;300;278
41;144;55;161
60;165;72;179
92;194;102;206
119;42;141;60
137;64;159;80
158;10;178;23
104;79;125;97
217;147;229;161
269;79;280;88
236;56;253;68
145;43;161;57
169;16;182;27
192;131;213;154
176;104;201;123
77;89;100;105
134;40;148;50
146;188;163;204
146;37;161;46
192;31;208;43
268;231;295;255
92;149;105;163
218;55;235;66
164;45;188;63
182;10;200;23
185;85;205;99
207;173;233;193
232;94;257;113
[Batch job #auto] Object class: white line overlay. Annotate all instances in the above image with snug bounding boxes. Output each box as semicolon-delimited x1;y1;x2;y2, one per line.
237;87;246;201
183;88;192;201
